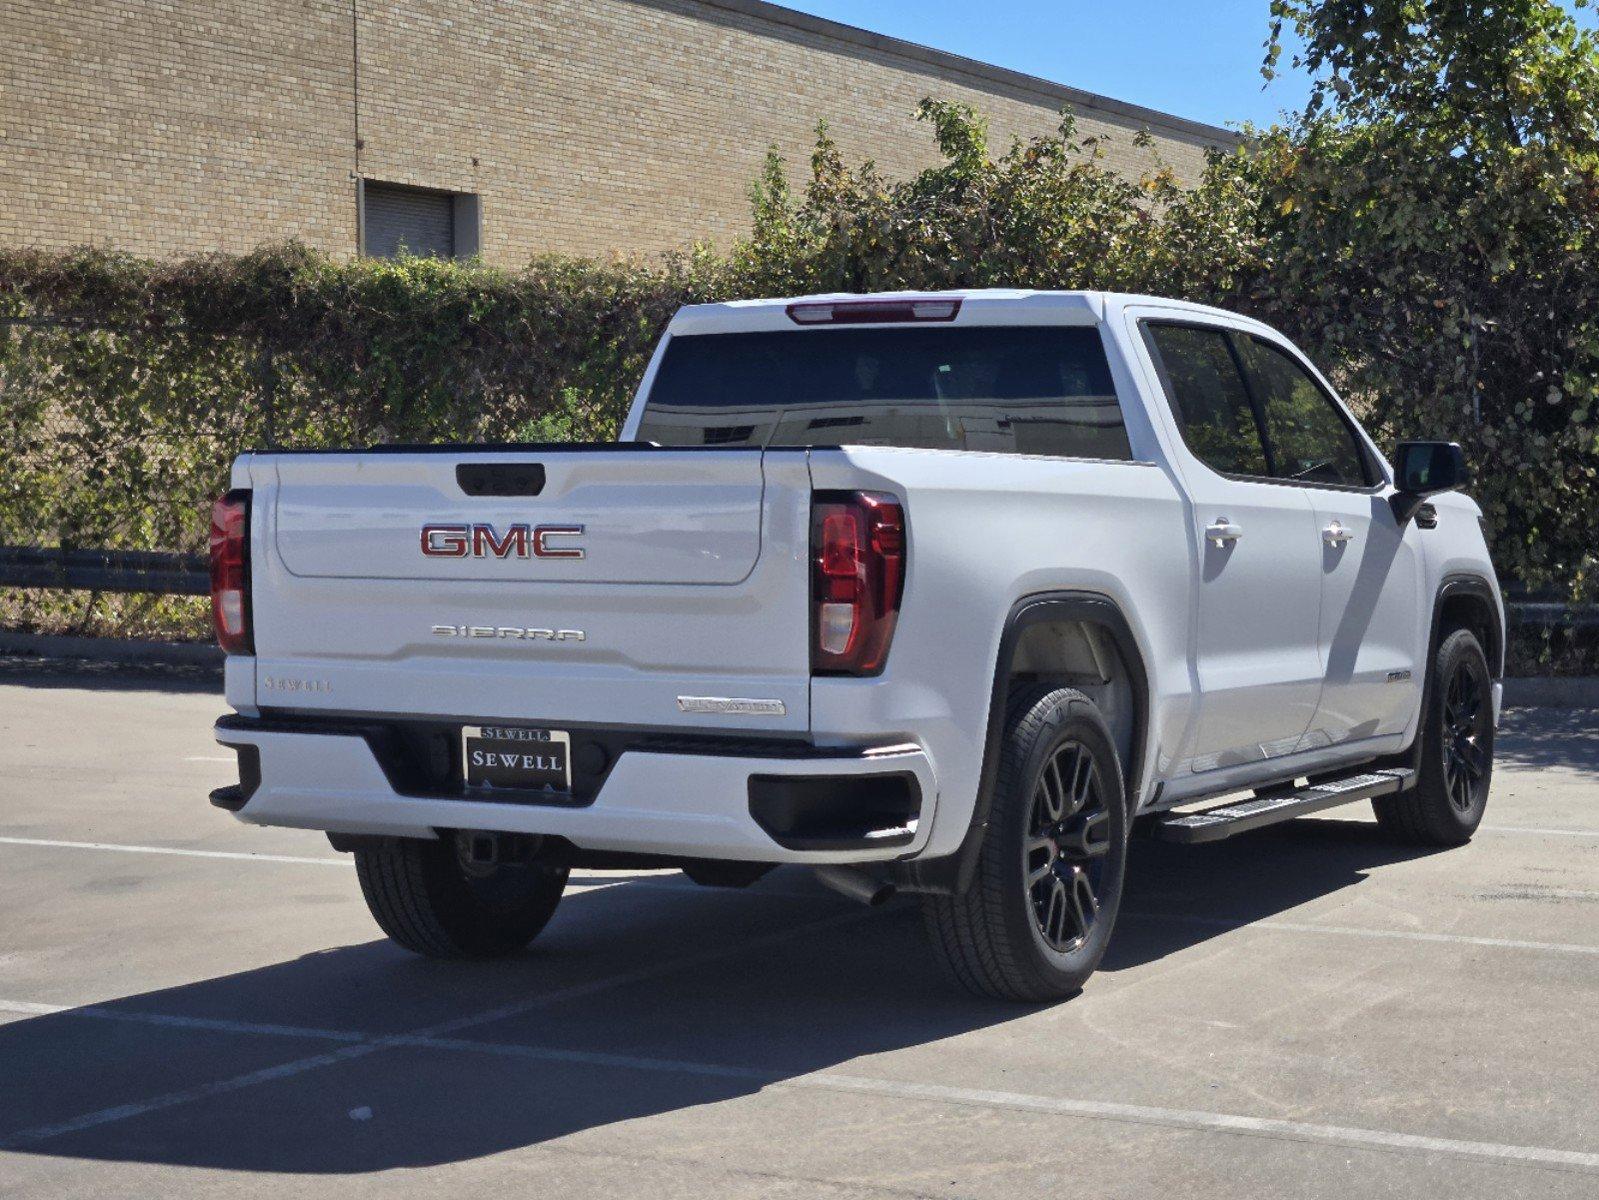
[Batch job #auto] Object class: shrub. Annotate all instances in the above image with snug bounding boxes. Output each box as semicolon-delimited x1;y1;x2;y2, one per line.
1250;0;1599;597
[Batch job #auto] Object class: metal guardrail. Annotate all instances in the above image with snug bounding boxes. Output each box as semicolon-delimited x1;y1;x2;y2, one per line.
1505;601;1599;629
0;536;1595;630
0;547;209;595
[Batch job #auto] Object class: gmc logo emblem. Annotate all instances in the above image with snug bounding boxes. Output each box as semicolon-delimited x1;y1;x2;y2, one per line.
421;523;585;560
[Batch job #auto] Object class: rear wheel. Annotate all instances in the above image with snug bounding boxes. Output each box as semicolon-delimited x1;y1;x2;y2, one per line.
1373;627;1494;846
355;835;568;958
922;685;1129;1002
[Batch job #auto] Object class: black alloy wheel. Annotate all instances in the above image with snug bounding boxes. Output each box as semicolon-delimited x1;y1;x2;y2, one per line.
1025;740;1112;954
1441;657;1490;813
1373;626;1495;846
922;684;1129;1001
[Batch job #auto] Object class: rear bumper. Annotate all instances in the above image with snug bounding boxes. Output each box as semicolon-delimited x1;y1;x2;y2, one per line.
213;717;937;865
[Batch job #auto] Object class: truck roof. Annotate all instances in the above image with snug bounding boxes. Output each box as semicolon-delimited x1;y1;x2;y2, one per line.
666;289;1249;336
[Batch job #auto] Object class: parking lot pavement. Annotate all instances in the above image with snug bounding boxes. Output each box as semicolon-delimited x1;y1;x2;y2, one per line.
1;665;1596;1199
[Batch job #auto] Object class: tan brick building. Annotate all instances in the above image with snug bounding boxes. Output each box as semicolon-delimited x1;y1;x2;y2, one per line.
1;0;1236;263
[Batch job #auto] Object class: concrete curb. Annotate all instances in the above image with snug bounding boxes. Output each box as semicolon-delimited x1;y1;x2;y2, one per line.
0;631;222;668
1502;676;1599;710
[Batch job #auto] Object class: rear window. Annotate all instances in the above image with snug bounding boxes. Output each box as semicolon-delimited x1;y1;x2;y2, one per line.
635;326;1132;460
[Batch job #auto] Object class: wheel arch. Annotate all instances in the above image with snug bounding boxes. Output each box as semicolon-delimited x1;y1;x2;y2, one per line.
1379;573;1503;779
896;590;1152;897
1434;574;1504;680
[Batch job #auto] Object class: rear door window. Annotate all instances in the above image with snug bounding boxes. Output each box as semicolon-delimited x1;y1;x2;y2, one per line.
636;326;1133;460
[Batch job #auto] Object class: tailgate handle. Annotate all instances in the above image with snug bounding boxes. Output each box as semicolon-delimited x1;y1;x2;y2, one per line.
456;463;547;497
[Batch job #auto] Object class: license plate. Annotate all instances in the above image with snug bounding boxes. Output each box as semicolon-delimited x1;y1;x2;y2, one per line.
461;725;571;793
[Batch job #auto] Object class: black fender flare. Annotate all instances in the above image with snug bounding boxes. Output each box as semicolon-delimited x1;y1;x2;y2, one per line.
894;590;1151;897
1380;572;1502;777
1432;574;1504;678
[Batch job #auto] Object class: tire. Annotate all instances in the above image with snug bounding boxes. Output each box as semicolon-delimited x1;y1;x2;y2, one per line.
921;685;1130;1002
1373;627;1495;846
354;835;569;958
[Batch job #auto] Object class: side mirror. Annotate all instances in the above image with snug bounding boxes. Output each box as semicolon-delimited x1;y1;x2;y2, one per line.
1391;441;1468;524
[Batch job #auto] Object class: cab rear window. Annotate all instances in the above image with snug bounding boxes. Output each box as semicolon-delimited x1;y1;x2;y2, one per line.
635;326;1132;460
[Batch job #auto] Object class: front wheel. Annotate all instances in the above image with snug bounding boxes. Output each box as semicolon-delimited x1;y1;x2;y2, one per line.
355;835;568;958
921;685;1130;1002
1373;627;1495;846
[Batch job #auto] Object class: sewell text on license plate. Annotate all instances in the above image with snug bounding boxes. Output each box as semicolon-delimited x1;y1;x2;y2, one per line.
461;725;571;792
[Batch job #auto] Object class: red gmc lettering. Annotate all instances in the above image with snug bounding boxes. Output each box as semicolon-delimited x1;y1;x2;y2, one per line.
473;524;529;559
531;525;585;559
420;525;469;557
420;523;585;560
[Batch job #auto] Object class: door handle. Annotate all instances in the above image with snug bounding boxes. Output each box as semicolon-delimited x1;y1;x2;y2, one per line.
1205;520;1244;547
1322;521;1355;545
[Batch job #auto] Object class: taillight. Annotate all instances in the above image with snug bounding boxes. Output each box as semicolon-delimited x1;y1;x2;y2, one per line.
209;489;252;655
811;492;905;675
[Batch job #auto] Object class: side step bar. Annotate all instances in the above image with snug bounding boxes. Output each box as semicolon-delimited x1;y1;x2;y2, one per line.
1151;768;1416;845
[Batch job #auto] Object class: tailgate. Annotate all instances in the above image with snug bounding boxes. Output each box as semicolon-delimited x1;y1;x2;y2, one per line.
244;448;814;732
273;451;764;584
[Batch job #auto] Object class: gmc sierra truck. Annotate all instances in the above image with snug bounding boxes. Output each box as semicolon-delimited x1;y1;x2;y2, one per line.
210;290;1503;1001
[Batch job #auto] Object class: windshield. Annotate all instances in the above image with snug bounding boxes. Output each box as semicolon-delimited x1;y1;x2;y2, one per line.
635;325;1132;459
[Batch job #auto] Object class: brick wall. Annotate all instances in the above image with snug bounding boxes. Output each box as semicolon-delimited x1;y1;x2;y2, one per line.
1;0;357;259
1;0;1232;263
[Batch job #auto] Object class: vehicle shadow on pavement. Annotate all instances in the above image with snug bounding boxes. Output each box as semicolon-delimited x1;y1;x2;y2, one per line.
0;819;1438;1175
1494;708;1599;777
1106;817;1447;970
0;879;1003;1174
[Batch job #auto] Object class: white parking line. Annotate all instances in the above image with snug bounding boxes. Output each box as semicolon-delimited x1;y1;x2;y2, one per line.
0;908;871;1151
0;835;833;898
1123;911;1599;957
4;832;1588;942
404;907;868;1038
801;1073;1599;1173
0;1042;381;1149
4;995;1596;1174
0;836;351;868
0;999;368;1043
406;1036;1599;1171
1479;824;1599;839
0;838;629;881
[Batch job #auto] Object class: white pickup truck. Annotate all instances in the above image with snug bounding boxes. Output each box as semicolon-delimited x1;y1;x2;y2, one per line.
210;290;1503;1000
